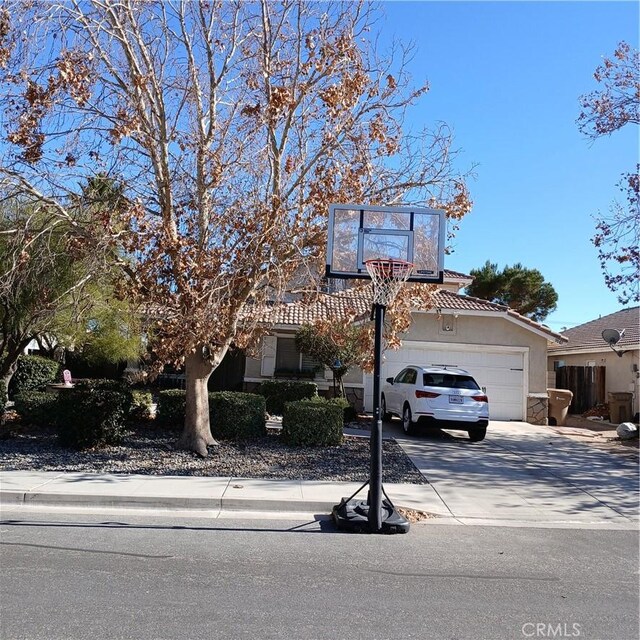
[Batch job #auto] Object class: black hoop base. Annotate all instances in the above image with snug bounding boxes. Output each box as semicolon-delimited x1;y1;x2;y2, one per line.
332;497;410;534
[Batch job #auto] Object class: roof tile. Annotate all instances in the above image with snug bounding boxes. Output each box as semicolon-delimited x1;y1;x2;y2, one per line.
548;307;639;352
261;286;565;342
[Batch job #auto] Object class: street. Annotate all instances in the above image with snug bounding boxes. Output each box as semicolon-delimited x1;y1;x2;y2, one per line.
1;508;638;640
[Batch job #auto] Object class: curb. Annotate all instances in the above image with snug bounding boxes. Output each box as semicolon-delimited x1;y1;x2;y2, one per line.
0;490;337;514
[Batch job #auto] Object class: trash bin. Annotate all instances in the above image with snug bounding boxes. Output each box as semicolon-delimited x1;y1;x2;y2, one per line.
608;392;633;424
547;388;573;426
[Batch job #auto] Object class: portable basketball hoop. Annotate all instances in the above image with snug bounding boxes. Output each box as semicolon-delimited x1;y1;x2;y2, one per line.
365;258;414;307
328;204;446;535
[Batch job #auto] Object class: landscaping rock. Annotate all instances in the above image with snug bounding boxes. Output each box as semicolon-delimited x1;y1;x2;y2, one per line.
616;422;639;440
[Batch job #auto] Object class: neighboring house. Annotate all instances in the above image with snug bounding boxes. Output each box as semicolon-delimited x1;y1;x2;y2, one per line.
244;270;567;424
547;307;640;419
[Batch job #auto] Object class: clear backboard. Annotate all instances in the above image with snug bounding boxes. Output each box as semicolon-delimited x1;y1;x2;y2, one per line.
326;204;445;283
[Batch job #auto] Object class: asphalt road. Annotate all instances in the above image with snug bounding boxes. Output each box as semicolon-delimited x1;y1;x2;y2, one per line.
1;509;638;640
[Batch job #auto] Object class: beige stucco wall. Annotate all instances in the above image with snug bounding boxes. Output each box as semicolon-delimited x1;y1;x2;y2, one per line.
548;349;640;415
405;312;550;394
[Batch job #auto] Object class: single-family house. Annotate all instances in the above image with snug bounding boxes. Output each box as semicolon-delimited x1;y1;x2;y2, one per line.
547;307;639;420
244;270;567;424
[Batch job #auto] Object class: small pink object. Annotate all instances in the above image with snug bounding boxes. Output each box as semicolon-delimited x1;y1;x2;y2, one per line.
62;370;72;386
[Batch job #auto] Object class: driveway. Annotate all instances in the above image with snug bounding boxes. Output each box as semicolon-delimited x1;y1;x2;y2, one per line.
383;419;639;527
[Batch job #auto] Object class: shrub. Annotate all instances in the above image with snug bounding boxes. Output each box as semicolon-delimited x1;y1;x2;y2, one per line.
282;399;343;446
130;389;154;422
209;392;266;440
9;355;61;396
74;378;128;392
324;396;357;423
14;391;58;427
258;380;317;415
156;389;186;428
157;390;267;440
56;386;132;449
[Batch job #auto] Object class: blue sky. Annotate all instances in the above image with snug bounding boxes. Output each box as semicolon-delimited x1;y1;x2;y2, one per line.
381;1;639;331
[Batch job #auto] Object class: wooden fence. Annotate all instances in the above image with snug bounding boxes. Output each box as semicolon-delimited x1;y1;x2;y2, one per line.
556;366;606;414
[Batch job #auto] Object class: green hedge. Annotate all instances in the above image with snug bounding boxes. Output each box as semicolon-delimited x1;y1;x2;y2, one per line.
257;380;318;415
210;392;266;440
14;391;58;427
325;396;357;423
9;355;61;396
130;389;154;422
74;378;129;392
281;399;344;446
156;389;186;428
157;390;266;440
56;386;132;450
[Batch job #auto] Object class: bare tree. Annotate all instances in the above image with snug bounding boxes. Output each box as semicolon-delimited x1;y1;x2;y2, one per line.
578;41;639;304
0;1;473;455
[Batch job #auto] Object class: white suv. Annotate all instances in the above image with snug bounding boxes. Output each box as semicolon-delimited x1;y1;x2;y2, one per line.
381;366;489;441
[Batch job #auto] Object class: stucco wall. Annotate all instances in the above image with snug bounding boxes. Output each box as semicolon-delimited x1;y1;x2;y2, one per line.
548;349;640;415
405;312;550;394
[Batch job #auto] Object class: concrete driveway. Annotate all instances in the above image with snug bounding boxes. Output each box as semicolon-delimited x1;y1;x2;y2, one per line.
384;419;639;528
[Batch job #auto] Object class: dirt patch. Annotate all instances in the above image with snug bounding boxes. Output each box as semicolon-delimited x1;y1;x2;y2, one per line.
549;414;638;461
396;507;437;523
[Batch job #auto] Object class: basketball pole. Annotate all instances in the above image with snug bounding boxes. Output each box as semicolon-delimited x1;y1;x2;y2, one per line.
368;301;385;531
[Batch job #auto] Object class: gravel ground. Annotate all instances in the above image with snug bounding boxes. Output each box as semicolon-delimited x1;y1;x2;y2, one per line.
0;422;427;484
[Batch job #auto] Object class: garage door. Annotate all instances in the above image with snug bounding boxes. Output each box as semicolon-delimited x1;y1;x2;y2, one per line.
366;343;526;421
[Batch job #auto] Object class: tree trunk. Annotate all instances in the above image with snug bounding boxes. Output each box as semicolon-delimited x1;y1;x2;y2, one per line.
176;348;218;457
0;352;22;399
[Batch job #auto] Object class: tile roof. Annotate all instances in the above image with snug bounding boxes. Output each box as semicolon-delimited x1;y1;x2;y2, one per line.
262;286;566;343
548;307;639;353
443;269;473;281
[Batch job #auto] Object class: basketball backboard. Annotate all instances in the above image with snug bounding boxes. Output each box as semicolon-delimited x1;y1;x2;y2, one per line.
326;204;445;283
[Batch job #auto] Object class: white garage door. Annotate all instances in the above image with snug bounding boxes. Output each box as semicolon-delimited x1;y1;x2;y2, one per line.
366;343;526;420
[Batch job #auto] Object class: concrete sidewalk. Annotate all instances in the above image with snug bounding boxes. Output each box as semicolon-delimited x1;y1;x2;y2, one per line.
0;470;448;518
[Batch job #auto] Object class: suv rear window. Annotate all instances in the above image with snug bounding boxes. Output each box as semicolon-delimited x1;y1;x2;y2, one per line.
423;374;480;390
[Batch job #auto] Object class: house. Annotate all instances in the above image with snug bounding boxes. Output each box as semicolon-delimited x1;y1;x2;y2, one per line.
547;307;640;419
244;270;567;424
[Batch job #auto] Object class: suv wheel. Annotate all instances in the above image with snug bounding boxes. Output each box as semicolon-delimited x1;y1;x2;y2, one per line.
468;427;487;442
402;404;418;436
381;396;391;422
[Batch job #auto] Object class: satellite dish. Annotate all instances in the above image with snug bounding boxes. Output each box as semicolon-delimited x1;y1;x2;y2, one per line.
602;329;626;357
602;329;624;346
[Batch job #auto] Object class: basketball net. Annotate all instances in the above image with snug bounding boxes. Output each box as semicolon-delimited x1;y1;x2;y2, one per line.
364;259;414;307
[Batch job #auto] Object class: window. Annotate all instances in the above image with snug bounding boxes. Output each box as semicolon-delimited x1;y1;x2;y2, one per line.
423;373;480;390
275;337;298;371
395;368;417;384
275;337;322;377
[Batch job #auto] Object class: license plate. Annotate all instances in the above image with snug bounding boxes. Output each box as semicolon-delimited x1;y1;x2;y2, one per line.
449;395;464;404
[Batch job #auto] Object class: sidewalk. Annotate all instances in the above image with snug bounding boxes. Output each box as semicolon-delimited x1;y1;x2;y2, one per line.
0;470;448;518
